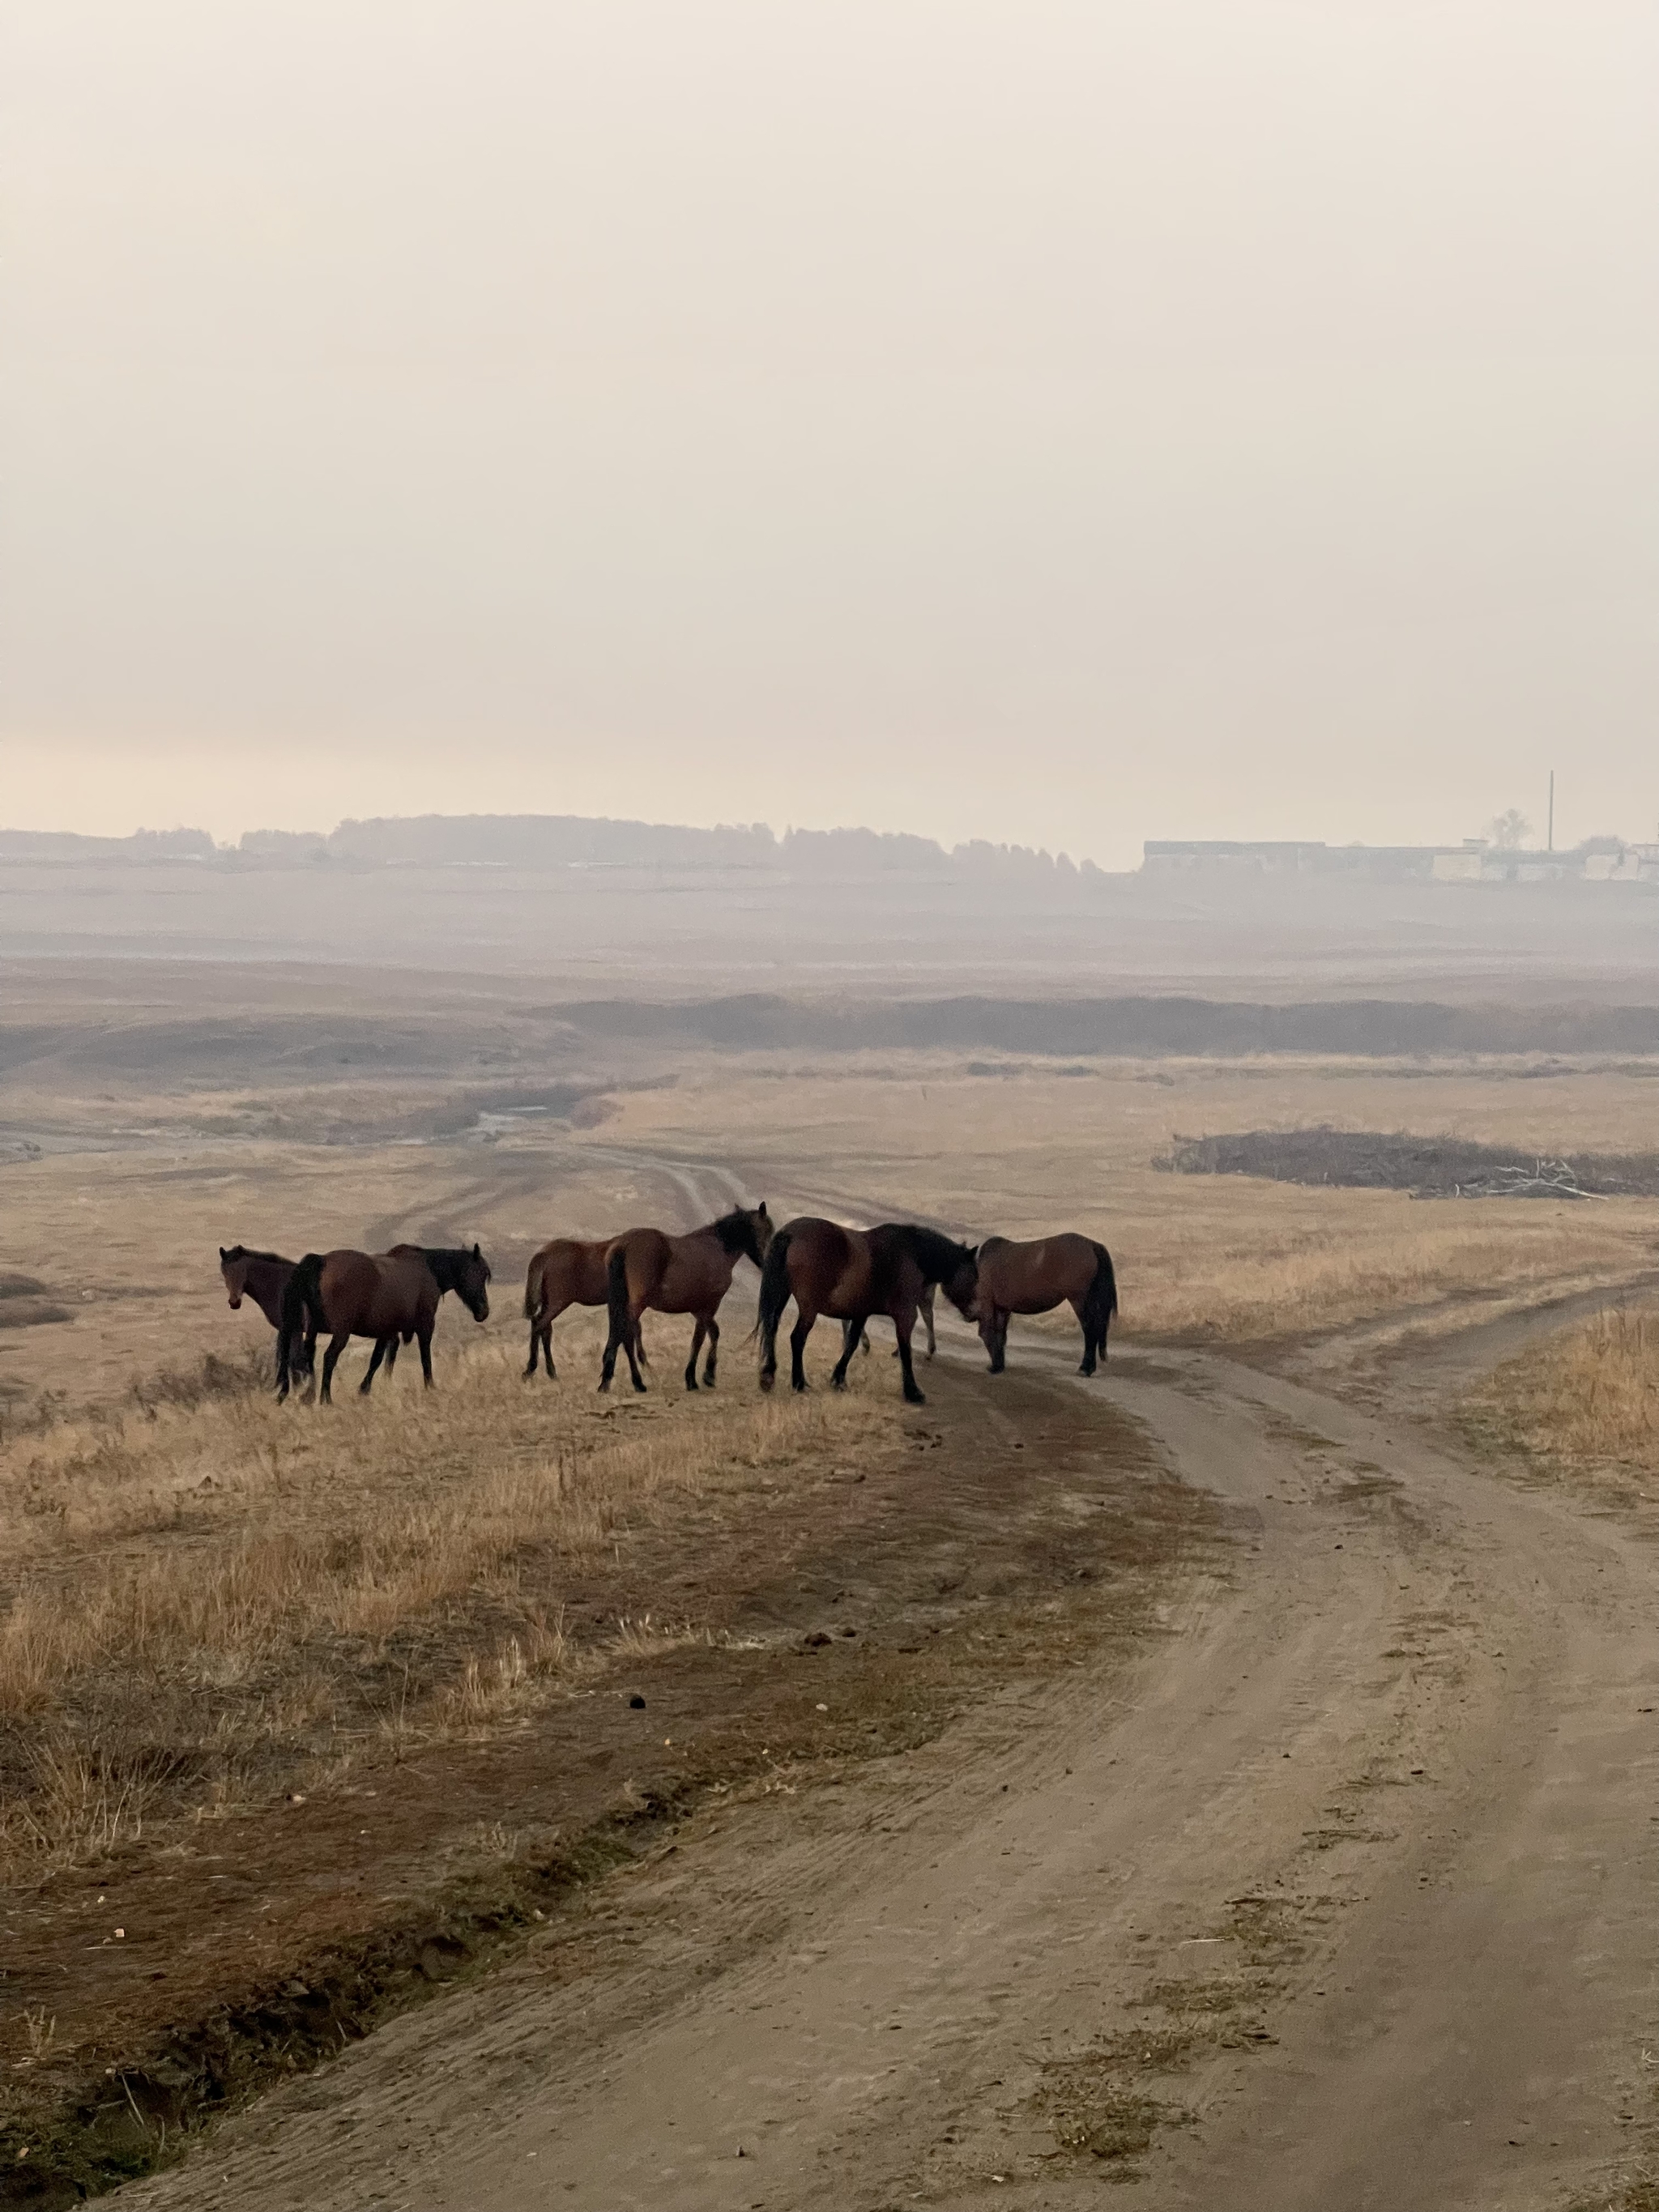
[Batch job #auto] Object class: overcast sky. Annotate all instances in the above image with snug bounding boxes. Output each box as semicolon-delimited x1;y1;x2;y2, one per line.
4;1;1655;865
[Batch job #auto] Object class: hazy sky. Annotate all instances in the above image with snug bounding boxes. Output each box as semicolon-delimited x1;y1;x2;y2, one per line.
5;1;1656;866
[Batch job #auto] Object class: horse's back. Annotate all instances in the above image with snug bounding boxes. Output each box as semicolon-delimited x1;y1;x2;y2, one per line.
318;1248;434;1336
781;1217;870;1315
530;1237;613;1309
980;1231;1098;1311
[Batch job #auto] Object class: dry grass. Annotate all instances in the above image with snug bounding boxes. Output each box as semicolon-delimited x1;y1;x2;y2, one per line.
608;1056;1659;1346
1461;1305;1659;1487
0;1315;893;1874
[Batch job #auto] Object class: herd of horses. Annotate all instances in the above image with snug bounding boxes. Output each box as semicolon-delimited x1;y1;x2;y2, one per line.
220;1204;1117;1410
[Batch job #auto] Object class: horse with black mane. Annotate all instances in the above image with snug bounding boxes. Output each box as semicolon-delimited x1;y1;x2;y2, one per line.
757;1219;977;1405
277;1243;492;1403
599;1204;772;1393
220;1245;315;1384
973;1233;1117;1375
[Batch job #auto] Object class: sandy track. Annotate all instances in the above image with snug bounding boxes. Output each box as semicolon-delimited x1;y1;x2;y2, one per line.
122;1305;1658;2211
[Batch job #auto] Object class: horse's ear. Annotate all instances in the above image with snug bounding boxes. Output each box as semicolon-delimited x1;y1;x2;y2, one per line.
219;1247;228;1262
968;1244;979;1261
472;1242;481;1259
758;1200;769;1216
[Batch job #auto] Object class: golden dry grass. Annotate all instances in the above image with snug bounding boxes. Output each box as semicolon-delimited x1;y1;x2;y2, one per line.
1462;1304;1659;1487
0;1315;895;1874
607;1054;1659;1345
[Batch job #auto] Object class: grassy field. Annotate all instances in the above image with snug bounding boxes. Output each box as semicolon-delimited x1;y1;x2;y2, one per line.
0;1313;902;1877
6;1051;1659;1417
4;1037;1658;2191
1461;1302;1659;1497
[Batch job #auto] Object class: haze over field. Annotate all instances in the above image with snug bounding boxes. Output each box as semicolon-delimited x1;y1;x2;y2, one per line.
6;2;1657;863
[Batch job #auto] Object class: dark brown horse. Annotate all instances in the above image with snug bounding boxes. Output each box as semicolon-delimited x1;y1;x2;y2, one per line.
599;1204;772;1393
757;1220;978;1405
974;1234;1117;1375
219;1245;314;1383
522;1238;646;1380
277;1244;492;1403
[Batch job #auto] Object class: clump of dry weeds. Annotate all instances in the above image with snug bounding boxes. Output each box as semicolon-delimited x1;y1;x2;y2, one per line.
0;1316;893;1875
1461;1304;1659;1485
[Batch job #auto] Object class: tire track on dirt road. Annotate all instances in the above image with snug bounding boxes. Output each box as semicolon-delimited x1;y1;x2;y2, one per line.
119;1259;1658;2211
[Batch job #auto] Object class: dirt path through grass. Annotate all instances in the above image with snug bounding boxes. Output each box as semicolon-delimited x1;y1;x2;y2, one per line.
103;1294;1659;2212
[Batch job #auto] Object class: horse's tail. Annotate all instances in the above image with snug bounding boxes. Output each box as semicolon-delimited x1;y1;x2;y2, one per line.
278;1253;325;1396
1083;1241;1118;1357
523;1251;545;1323
753;1227;794;1366
605;1242;631;1353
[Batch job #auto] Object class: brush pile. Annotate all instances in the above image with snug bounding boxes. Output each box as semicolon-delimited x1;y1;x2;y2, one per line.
1154;1128;1659;1200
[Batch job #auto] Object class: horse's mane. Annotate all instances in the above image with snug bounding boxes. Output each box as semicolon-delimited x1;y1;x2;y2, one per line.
708;1208;763;1255
221;1245;289;1267
885;1223;976;1281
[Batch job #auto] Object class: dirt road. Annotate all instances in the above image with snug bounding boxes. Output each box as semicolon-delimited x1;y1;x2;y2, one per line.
122;1301;1658;2212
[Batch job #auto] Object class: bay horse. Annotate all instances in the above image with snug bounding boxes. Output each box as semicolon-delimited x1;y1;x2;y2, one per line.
219;1245;314;1383
599;1204;772;1394
757;1219;978;1406
276;1244;492;1404
974;1234;1117;1375
522;1238;647;1380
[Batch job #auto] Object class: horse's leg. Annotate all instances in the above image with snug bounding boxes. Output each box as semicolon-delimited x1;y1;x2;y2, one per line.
621;1301;647;1392
702;1314;719;1387
831;1312;868;1390
523;1317;540;1379
921;1286;937;1359
542;1298;565;1381
1070;1295;1094;1375
983;1307;1009;1374
319;1332;350;1405
789;1306;816;1392
600;1302;647;1395
893;1311;926;1405
383;1336;401;1376
684;1317;707;1392
417;1324;435;1388
359;1337;391;1396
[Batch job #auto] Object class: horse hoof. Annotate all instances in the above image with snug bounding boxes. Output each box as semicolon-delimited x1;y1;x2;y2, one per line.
759;1374;775;1392
903;1390;927;1406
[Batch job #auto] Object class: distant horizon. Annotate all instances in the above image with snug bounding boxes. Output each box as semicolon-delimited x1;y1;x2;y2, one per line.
4;807;1654;870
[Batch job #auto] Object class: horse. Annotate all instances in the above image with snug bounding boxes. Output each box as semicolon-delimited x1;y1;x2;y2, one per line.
276;1244;492;1404
757;1219;978;1406
973;1234;1117;1375
219;1245;315;1383
522;1238;648;1380
599;1204;772;1394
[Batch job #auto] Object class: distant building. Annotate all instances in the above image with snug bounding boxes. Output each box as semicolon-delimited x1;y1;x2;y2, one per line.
1141;838;1659;884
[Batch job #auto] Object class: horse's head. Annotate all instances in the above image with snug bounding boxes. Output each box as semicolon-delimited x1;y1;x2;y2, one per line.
220;1245;248;1308
744;1202;774;1265
941;1242;980;1323
458;1242;492;1323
